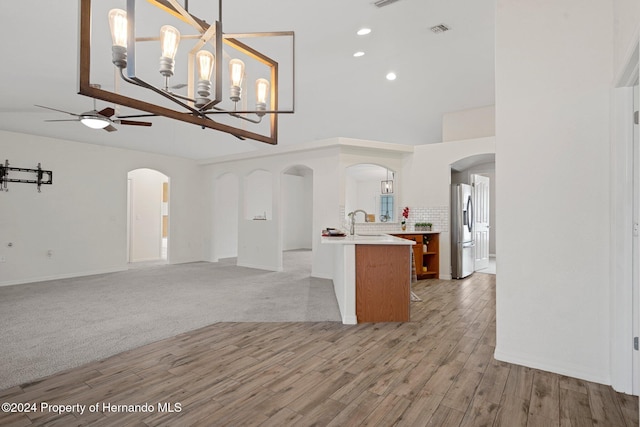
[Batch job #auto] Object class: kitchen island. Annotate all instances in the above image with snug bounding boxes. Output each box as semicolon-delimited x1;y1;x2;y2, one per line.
322;234;415;324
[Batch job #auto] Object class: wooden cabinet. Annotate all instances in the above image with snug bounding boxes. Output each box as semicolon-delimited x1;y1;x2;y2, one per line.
355;245;410;322
392;233;440;279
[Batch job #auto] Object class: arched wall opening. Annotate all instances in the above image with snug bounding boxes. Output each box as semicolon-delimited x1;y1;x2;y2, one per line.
345;163;397;225
450;153;496;274
281;165;314;271
281;165;313;251
127;168;170;264
213;172;240;261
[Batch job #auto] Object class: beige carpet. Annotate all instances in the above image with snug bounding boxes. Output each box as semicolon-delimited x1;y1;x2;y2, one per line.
0;250;341;390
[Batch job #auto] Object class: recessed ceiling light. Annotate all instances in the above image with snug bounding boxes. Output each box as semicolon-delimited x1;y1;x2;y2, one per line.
386;72;397;81
353;51;365;57
357;28;372;36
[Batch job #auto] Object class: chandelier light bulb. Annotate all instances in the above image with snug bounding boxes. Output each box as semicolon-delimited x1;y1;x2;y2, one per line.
195;50;215;107
229;59;245;102
159;25;180;77
108;9;127;47
196;50;215;82
255;78;270;116
108;9;127;68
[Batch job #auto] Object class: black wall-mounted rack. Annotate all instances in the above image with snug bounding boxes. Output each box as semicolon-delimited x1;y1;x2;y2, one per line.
0;159;53;192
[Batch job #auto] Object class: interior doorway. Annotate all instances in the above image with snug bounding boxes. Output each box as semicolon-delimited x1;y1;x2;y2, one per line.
281;165;313;272
609;33;640;394
450;154;496;275
127;168;169;264
472;173;490;271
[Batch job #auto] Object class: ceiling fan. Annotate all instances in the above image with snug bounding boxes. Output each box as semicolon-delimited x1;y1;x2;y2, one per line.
35;98;152;132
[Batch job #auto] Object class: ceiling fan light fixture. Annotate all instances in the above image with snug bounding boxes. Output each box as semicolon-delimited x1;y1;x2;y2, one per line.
80;116;110;129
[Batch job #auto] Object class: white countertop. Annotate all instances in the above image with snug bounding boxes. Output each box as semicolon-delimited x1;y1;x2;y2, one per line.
321;234;416;245
390;231;441;235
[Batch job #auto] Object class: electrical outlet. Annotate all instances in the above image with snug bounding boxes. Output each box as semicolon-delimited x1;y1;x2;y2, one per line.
0;256;6;263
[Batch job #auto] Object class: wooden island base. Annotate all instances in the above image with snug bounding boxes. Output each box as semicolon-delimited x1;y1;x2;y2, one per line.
356;245;410;322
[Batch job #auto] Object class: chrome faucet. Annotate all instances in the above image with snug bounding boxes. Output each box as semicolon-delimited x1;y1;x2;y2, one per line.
348;209;369;235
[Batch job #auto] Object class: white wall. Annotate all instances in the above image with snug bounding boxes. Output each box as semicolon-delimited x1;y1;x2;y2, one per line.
203;142;342;277
0;131;203;286
613;0;640;78
442;105;495;142
344;175;357;217
355;180;380;220
245;170;272;220
212;173;239;260
495;0;612;383
128;169;167;262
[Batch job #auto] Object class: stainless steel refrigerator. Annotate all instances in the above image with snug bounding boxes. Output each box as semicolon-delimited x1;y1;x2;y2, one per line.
451;183;475;279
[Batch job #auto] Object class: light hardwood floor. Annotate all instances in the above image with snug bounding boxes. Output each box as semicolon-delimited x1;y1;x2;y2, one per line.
0;273;637;426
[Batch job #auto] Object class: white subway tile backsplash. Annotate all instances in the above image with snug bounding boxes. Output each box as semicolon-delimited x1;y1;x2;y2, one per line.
337;205;449;234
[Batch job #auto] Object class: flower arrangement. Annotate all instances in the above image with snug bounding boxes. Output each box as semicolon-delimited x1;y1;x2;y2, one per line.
401;207;409;230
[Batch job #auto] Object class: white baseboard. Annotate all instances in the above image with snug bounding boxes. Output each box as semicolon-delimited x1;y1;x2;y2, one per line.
0;266;128;287
342;315;357;325
494;348;610;386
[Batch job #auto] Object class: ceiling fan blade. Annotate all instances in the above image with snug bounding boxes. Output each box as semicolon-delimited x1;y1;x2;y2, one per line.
103;124;118;132
98;107;115;118
35;104;80;117
44;119;81;122
116;113;158;119
119;120;152;127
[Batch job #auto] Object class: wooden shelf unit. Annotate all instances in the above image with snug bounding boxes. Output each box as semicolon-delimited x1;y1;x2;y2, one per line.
392;233;440;279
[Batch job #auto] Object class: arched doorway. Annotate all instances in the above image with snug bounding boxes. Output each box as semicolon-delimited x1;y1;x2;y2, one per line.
450;154;496;275
345;163;397;225
281;165;313;271
127;168;169;264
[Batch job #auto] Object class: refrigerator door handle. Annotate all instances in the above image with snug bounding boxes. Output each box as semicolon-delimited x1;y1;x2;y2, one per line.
466;196;474;233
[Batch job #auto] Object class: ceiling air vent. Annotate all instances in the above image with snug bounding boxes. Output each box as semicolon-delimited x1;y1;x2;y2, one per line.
374;0;401;8
430;24;450;34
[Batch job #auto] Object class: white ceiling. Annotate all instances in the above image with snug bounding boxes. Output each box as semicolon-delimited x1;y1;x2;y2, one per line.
0;0;495;160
